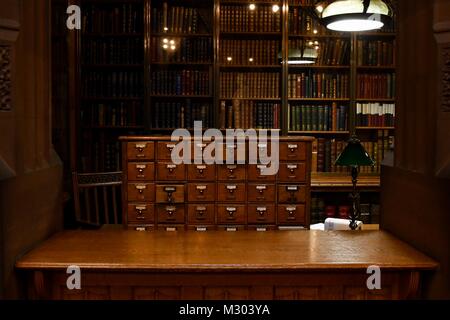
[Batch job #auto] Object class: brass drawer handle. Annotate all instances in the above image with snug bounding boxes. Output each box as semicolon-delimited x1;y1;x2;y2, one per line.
287;164;298;174
196;207;207;218
135;185;147;194
226;207;237;217
257;207;267;217
196;165;206;174
166;206;176;216
227;165;237;174
196;185;207;194
167;164;177;173
135;206;147;216
256;185;267;194
288;144;298;153
286;207;297;217
227;185;237;194
287;186;299;192
135;143;147;156
166;144;176;152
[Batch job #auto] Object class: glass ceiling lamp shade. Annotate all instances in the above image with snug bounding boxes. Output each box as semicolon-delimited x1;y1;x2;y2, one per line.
278;48;318;65
321;0;393;32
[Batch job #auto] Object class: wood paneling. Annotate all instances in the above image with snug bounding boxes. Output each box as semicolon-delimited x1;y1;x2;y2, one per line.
0;0;63;299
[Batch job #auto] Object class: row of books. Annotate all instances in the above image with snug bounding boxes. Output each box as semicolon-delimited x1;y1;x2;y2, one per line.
152;101;212;129
289;39;350;66
311;197;380;225
151;5;203;34
289;8;330;36
220;40;280;66
81;38;143;65
289;104;348;132
220;100;280;130
357;103;396;127
80;135;121;173
80;102;142;128
221;72;280;99
357;40;395;66
150;70;210;96
82;4;143;34
289;0;317;5
288;72;349;99
220;5;281;33
357;73;396;99
82;71;143;98
359;133;393;174
150;37;213;63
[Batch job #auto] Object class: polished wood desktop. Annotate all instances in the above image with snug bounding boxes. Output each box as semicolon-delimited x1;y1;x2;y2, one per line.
16;229;437;300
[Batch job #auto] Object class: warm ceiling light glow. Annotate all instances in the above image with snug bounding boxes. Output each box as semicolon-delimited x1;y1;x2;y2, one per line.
163;39;169;44
316;5;324;13
170;40;175;45
313;29;318;34
227;57;233;61
249;4;256;10
314;41;319;45
315;46;320;50
322;0;392;32
249;58;254;62
272;5;280;13
162;44;169;49
163;27;169;31
309;41;314;46
170;45;176;50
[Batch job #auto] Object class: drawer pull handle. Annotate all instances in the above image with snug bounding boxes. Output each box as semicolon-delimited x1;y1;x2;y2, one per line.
286;207;297;217
166;144;176;151
166;207;176;216
196;207;207;217
164;187;176;203
257;207;267;216
135;185;147;194
227;185;237;194
288;144;298;152
167;164;177;173
256;185;267;194
135;143;147;156
135;206;147;216
196;185;207;194
287;164;298;174
227;165;237;174
196;165;206;174
227;207;237;217
136;164;147;175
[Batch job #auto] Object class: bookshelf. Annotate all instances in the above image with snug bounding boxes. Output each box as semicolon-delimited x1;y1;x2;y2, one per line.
66;0;396;223
148;0;214;130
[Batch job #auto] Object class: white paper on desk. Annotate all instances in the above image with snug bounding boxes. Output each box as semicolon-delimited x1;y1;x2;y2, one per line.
324;218;363;231
310;223;325;231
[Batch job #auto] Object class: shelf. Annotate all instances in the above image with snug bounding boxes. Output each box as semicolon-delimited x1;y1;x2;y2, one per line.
288;98;350;102
151;33;213;38
356;126;396;130
289;131;350;135
151;62;213;66
289;65;350;69
289;34;350;39
220;31;281;37
83;126;145;130
82;97;143;101
311;173;381;191
356;32;396;37
356;98;395;102
150;95;213;98
221;0;283;4
82;33;143;37
220;64;281;69
357;66;396;71
220;97;280;101
82;64;144;69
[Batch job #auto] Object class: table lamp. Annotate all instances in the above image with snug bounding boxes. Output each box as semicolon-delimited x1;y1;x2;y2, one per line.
335;135;375;230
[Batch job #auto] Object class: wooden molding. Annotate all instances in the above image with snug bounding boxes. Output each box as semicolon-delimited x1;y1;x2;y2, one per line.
441;46;450;112
0;44;12;112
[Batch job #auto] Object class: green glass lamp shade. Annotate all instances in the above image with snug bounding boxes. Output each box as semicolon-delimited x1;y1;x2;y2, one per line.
335;136;375;167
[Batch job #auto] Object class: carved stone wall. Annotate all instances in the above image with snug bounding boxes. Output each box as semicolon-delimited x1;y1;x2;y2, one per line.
0;44;12;112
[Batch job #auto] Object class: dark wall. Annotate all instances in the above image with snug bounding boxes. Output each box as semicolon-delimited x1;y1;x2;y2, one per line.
0;0;63;299
381;0;450;299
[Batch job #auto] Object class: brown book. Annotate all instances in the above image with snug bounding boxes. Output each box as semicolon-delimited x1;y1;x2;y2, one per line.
317;138;325;172
311;139;318;173
233;99;241;129
220;101;226;129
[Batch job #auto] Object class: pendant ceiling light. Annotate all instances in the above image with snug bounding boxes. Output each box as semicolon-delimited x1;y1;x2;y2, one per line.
320;0;393;32
278;48;318;65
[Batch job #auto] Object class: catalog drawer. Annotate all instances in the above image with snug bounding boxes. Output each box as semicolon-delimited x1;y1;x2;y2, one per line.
280;142;307;161
157;141;183;160
247;184;276;202
127;142;154;160
127;162;155;181
127;183;155;202
217;164;246;181
187;204;215;225
247;204;276;225
156;163;186;181
248;164;276;182
278;163;307;182
217;183;246;202
187;183;216;202
155;185;185;203
217;205;246;225
156;205;185;224
187;164;216;181
277;185;307;203
127;204;154;224
277;205;306;225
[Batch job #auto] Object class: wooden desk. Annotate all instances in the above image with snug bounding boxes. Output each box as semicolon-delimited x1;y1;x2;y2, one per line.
16;230;437;300
311;174;381;192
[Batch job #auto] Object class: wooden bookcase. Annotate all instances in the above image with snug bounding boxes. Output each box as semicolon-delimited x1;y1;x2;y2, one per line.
65;0;396;223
